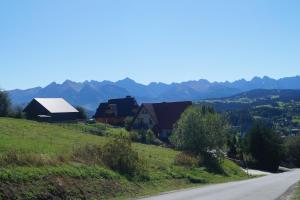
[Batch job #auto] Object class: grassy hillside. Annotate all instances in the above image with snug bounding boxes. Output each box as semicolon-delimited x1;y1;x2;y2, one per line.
0;118;247;199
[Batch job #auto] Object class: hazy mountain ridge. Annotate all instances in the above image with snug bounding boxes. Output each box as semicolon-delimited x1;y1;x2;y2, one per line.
8;76;300;111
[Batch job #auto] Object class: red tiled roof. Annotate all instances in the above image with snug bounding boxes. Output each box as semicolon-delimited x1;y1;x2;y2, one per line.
142;101;192;130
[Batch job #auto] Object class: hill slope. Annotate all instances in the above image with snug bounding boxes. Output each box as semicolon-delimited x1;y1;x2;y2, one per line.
0;118;247;199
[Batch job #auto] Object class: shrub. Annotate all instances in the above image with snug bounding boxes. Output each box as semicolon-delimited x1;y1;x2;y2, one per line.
188;175;207;183
174;152;199;168
76;106;88;120
129;131;140;142
72;144;103;164
0;150;62;166
145;129;155;144
202;153;225;174
130;129;163;145
124;116;134;130
102;135;146;178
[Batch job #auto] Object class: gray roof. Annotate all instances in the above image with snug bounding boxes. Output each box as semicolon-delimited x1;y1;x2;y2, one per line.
34;98;79;113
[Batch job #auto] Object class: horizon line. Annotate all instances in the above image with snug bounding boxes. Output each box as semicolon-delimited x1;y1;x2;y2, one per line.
5;74;300;91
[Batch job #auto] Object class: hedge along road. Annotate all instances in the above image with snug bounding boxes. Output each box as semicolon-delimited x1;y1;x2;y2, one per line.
140;169;300;200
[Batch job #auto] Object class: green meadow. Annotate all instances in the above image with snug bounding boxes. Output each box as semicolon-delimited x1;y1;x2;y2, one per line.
0;118;248;199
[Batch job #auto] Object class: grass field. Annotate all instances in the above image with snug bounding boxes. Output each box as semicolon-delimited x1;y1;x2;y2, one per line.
0;117;248;199
295;182;300;200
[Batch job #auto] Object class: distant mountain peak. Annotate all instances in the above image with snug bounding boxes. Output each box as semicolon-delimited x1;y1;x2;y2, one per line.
8;75;300;112
117;77;136;83
49;81;57;85
63;79;76;84
45;82;58;88
251;76;261;81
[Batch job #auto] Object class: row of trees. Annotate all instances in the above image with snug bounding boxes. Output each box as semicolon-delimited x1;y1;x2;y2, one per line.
170;106;298;172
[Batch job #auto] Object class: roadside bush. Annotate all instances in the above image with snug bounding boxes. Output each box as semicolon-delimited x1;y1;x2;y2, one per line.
202;153;225;174
174;152;199;168
188;175;207;184
284;135;300;167
102;135;147;178
244;121;284;172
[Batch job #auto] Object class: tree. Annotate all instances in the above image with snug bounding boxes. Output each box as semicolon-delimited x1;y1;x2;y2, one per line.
244;121;284;172
170;106;229;158
76;106;87;120
0;90;11;117
285;135;300;167
227;131;243;159
11;106;25;119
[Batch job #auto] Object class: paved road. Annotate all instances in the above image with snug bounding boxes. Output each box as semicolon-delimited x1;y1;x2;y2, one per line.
140;169;300;200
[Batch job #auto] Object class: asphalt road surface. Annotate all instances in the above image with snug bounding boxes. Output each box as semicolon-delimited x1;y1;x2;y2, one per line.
140;169;300;200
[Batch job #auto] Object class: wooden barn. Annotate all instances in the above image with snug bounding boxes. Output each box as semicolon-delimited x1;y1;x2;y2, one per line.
93;96;139;126
131;101;192;140
23;98;79;122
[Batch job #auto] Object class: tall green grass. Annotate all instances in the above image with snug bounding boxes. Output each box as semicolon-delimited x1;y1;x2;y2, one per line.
0;117;248;199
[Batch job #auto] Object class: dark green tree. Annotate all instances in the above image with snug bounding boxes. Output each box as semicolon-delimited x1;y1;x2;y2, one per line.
244;121;284;172
11;106;25;119
227;131;243;159
0;90;11;117
285;135;300;167
76;106;87;120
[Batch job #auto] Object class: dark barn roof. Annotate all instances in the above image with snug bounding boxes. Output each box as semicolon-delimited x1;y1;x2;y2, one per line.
94;96;139;118
139;101;192;130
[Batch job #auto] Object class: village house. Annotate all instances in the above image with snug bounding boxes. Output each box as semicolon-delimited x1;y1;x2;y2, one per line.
131;101;192;140
23;98;79;122
93;96;139;126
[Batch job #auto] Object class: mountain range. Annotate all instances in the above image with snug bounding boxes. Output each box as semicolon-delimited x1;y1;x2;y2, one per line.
8;76;300;112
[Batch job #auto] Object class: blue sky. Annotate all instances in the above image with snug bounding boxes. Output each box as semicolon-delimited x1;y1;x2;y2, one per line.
1;0;300;90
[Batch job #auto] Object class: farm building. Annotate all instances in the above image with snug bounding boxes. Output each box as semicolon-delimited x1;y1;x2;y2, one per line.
93;96;139;126
23;98;79;122
130;101;192;140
